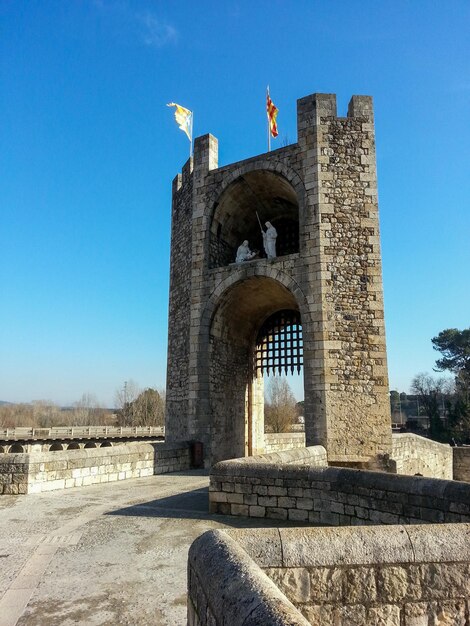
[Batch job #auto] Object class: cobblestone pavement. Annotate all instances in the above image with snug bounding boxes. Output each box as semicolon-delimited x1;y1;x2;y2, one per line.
0;470;301;626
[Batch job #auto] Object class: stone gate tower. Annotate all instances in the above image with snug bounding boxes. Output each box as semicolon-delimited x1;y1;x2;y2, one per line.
165;92;392;466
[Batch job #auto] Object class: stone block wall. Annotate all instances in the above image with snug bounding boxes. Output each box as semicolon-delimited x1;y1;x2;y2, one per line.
209;453;470;525
242;446;328;467
0;456;30;494
165;157;194;443
391;433;453;479
262;433;454;477
264;432;306;453
0;442;191;494
454;446;470;482
311;95;391;464
188;524;470;626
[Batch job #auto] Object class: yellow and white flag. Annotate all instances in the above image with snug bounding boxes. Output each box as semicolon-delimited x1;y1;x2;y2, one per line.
167;102;192;141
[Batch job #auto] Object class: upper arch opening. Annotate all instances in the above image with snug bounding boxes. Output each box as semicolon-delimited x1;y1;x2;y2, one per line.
209;169;299;269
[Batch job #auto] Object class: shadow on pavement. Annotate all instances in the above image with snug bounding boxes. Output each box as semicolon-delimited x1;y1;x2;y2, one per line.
107;487;209;518
106;486;312;528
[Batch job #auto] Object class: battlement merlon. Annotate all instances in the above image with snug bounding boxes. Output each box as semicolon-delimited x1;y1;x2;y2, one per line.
172;156;194;194
348;95;374;121
297;93;374;147
194;134;218;177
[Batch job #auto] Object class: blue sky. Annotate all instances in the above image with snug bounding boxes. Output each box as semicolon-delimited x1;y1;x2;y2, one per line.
1;1;469;406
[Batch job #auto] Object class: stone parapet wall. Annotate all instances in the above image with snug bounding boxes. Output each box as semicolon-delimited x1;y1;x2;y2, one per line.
188;524;470;625
264;432;306;453
0;442;191;495
0;456;30;495
209;454;470;525
454;446;470;482
240;446;327;467
188;529;309;626
261;433;452;477
391;433;453;479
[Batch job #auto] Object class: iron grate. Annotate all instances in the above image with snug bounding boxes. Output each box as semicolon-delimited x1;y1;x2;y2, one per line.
254;309;303;376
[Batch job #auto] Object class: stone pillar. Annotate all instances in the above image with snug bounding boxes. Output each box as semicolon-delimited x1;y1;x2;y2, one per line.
301;93;391;464
250;371;265;456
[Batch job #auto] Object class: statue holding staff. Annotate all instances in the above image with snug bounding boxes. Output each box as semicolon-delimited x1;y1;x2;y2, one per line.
256;211;277;259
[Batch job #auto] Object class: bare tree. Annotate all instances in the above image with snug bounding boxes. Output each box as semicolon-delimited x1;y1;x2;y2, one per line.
0;403;35;428
0;397;112;429
32;400;62;428
115;380;140;426
264;377;297;433
70;393;105;426
411;373;447;440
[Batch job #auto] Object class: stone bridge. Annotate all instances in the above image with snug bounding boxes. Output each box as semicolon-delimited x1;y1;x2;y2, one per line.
0;426;164;453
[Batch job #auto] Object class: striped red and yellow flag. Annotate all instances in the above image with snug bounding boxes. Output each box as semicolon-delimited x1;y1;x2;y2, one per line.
266;90;279;138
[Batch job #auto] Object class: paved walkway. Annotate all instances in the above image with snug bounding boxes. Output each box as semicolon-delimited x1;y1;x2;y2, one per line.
0;471;299;625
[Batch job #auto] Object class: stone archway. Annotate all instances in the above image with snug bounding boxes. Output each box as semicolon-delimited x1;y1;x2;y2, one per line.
209;168;302;269
208;275;303;463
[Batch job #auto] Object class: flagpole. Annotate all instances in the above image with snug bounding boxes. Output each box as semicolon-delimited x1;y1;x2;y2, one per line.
267;86;271;153
190;112;193;158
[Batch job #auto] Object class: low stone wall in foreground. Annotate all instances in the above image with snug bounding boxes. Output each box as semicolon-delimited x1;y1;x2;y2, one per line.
0;441;191;494
209;449;470;525
188;524;470;626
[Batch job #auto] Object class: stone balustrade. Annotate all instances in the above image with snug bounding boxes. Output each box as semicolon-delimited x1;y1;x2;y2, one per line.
0;425;164;441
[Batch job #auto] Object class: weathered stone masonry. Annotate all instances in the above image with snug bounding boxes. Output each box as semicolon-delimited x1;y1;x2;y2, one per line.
0;442;191;494
188;525;470;626
166;92;391;466
166;160;193;430
317;98;390;463
454;446;470;482
209;450;470;526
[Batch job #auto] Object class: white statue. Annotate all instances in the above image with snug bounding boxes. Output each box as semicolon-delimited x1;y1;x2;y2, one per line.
236;240;257;263
262;221;277;259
